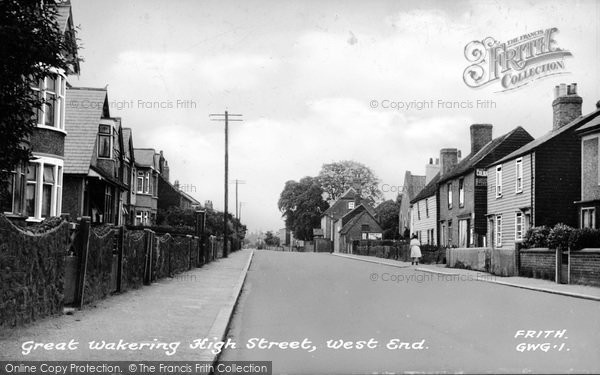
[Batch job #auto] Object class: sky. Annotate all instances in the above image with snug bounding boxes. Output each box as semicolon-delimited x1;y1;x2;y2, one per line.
68;0;600;233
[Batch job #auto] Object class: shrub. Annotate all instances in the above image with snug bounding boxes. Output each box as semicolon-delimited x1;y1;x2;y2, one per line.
522;226;550;248
547;223;574;251
568;227;600;250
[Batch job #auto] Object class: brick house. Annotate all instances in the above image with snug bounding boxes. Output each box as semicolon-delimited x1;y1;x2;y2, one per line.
398;170;426;237
410;150;459;245
439;125;534;248
321;187;377;252
486;83;600;250
132;148;160;225
575;104;600;228
62;87;127;225
339;204;383;253
2;1;79;223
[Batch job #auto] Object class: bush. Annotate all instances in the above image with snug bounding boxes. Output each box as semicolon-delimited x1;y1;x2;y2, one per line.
547;223;574;251
568;227;600;250
523;226;550;248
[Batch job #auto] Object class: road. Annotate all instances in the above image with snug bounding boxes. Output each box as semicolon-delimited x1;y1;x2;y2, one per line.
219;251;600;374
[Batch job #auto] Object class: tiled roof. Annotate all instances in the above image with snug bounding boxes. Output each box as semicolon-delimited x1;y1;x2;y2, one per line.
134;148;156;168
438;126;532;184
64;87;108;174
493;109;600;166
340;208;381;235
410;172;440;203
323;187;358;216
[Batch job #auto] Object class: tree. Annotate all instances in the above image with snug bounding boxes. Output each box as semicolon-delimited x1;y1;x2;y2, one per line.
317;160;382;203
375;199;400;240
0;0;80;206
264;231;280;247
278;176;329;241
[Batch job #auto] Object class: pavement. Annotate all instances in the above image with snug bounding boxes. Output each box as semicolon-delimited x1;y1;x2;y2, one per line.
0;249;254;365
332;252;600;301
221;250;600;374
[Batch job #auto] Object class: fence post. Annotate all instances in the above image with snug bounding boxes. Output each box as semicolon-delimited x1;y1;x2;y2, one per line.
555;247;562;283
116;226;124;293
74;217;91;310
143;229;154;285
186;235;193;270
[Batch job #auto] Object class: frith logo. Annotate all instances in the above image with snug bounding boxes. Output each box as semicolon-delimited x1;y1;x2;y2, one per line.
463;28;572;92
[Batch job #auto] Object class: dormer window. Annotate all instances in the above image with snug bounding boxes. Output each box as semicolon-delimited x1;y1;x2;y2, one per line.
32;73;66;130
98;123;113;158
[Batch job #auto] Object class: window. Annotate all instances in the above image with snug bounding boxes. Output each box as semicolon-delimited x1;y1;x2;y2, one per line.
2;162;26;215
425;198;429;218
515;212;523;240
447;221;453;246
581;208;596;229
25;165;37;217
361;224;370;231
144;172;150;194
495;215;502;247
458;179;465;207
515;158;523;193
135;211;143;225
458;219;469;248
22;159;63;220
417;201;421;220
348;201;355;210
32;73;66;130
98;124;112;158
136;171;144;193
496;166;502;197
104;186;113;224
447;183;453;209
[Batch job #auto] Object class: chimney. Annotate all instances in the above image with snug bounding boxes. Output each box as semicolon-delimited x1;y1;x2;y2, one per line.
470;124;493;155
174;180;180;190
440;148;458;176
425;157;440;184
553;83;582;130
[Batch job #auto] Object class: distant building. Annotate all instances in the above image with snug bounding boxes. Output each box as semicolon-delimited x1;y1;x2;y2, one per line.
339;204;383;253
398;170;427;237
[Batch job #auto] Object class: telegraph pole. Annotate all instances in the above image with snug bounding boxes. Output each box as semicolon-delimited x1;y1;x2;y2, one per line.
209;111;243;258
231;179;246;251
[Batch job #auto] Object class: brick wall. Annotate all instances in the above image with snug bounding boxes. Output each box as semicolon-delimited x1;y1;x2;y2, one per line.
570;249;600;287
519;249;555;281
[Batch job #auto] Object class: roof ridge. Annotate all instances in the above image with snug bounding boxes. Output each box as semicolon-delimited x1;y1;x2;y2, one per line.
67;86;108;92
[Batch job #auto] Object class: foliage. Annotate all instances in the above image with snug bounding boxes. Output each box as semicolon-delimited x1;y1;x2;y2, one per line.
522;225;550;249
317;160;382;203
547;223;574;251
278;176;329;241
568;227;600;250
156;206;247;241
0;0;80;206
375;199;400;240
264;231;280;247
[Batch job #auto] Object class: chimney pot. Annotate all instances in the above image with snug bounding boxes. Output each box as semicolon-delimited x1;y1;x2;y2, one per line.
552;83;582;130
429;157;433;164
596;100;600;109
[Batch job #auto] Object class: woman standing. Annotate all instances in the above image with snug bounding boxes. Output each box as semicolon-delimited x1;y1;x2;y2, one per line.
410;234;422;266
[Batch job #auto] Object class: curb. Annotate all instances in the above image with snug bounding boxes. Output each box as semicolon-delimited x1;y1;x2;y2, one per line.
331;253;411;268
417;266;600;302
203;249;254;372
334;253;600;302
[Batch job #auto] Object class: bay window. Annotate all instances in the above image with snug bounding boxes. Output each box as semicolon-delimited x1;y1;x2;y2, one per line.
32;73;66;130
21;157;63;220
